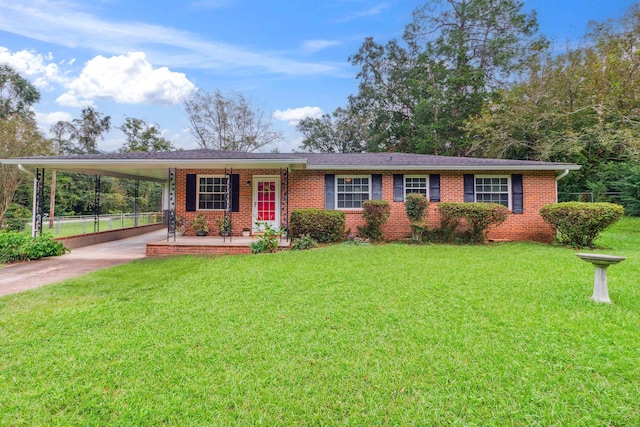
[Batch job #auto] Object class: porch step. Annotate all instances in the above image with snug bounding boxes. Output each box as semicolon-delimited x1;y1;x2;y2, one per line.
145;235;290;256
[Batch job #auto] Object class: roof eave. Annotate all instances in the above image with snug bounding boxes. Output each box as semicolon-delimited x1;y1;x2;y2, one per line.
304;164;581;171
1;158;308;167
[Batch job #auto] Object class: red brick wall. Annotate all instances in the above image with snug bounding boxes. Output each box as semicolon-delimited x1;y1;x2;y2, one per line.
146;243;252;256
177;168;284;236
176;168;557;242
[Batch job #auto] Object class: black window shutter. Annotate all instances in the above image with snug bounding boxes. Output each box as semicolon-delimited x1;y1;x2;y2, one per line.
186;174;197;211
372;174;382;200
429;174;441;202
230;174;240;212
325;174;335;210
393;174;404;202
512;174;523;214
463;174;475;202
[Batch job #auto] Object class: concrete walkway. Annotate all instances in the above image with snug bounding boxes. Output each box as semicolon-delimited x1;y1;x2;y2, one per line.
0;228;167;297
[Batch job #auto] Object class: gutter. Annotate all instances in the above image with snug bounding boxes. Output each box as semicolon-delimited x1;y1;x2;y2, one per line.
18;164;38;238
305;165;582;172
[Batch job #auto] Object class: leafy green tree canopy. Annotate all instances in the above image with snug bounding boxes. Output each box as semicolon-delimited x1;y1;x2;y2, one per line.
0;64;40;119
297;108;367;153
119;117;175;153
51;107;111;154
0;116;50;219
304;0;545;155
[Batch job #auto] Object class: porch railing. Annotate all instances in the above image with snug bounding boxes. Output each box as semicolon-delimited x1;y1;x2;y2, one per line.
26;212;163;237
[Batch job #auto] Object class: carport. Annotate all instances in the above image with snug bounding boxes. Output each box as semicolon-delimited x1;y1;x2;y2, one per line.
2;153;174;239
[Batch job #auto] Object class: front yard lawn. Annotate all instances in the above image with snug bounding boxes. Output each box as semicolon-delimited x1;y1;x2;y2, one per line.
1;219;639;425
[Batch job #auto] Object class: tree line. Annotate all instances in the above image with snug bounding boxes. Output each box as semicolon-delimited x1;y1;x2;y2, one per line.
297;1;640;214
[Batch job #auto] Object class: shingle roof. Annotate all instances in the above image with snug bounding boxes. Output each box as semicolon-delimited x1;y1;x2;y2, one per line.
300;152;573;169
18;149;304;161
1;149;580;181
15;149;577;169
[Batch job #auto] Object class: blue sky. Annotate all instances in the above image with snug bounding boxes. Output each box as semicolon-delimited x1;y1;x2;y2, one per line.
0;0;637;153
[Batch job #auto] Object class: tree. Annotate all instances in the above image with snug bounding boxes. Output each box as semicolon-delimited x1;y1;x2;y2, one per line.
184;89;282;152
404;0;546;88
465;4;640;208
0;66;46;221
46;107;111;225
340;0;546;156
297;107;367;153
0;116;51;219
53;107;111;154
0;64;40;119
118;117;171;216
119;117;174;153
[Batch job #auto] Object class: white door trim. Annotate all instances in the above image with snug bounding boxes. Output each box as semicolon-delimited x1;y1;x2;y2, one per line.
252;175;280;231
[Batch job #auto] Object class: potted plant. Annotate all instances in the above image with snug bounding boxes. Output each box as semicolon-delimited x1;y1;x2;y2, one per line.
242;227;251;237
192;214;209;236
216;215;232;236
175;215;185;236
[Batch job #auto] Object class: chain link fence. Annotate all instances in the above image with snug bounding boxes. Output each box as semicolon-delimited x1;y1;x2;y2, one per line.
558;192;623;204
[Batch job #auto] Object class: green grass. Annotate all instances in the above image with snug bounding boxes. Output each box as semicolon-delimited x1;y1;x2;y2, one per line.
1;218;639;425
25;214;162;238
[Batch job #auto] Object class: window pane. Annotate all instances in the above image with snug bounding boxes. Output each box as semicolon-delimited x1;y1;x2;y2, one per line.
406;176;428;197
198;176;229;210
336;177;369;209
475;177;509;207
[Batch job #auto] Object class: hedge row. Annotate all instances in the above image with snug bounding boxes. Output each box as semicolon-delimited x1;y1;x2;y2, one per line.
438;202;510;244
290;209;346;243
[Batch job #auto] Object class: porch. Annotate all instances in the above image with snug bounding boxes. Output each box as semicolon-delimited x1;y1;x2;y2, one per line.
146;234;291;256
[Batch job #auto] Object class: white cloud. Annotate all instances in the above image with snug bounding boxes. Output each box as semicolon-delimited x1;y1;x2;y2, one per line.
302;39;343;54
334;3;390;23
0;1;344;77
0;47;67;89
35;110;73;127
55;92;95;108
273;106;324;126
58;52;196;106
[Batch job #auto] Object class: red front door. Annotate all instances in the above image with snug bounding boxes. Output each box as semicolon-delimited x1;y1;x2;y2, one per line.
253;176;280;231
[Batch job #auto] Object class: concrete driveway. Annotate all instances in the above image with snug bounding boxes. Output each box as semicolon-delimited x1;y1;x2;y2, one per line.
0;228;167;297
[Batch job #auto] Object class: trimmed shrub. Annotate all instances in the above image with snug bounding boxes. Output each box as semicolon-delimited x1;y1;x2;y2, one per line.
290;234;318;251
540;202;624;248
290;209;345;243
438;202;509;244
405;193;429;241
358;200;391;242
0;232;67;263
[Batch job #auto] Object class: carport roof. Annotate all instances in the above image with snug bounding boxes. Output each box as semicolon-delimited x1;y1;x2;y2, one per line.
1;149;580;182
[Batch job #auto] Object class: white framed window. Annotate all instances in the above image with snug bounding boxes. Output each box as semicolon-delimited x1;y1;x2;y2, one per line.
198;175;228;210
475;176;510;207
404;175;429;199
336;175;370;209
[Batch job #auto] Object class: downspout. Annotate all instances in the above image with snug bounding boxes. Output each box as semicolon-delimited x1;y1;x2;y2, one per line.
18;164;38;238
555;169;570;203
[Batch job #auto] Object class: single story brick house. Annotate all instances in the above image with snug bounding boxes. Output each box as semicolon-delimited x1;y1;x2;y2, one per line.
2;149;580;242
